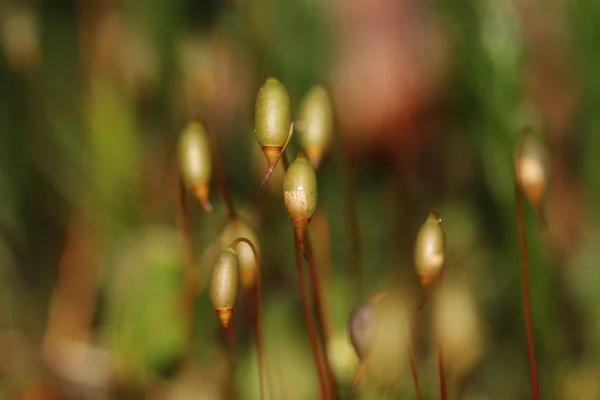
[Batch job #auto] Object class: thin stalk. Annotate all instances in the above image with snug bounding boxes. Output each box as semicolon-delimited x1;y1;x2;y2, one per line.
516;183;539;400
230;237;265;400
305;235;339;399
408;340;423;400
175;174;197;362
335;130;362;299
438;344;447;400
294;237;328;400
205;121;237;221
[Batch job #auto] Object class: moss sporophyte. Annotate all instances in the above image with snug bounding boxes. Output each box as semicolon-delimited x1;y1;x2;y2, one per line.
254;76;293;187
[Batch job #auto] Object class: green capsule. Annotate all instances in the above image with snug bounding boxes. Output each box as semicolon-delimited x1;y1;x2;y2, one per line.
297;85;334;169
414;211;445;290
178;121;212;211
515;128;547;212
254;76;291;186
283;155;317;255
210;247;239;337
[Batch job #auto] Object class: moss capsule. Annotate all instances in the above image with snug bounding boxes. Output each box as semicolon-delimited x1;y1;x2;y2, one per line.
178;121;212;211
254;76;291;186
283;155;317;256
414;211;445;293
348;300;377;361
515;128;547;213
297;85;334;169
210;247;239;337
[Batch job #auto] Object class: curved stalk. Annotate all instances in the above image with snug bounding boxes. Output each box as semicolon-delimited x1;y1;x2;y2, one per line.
229;237;265;400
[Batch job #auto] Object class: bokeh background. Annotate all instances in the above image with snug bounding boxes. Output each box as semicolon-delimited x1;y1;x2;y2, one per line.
1;0;599;399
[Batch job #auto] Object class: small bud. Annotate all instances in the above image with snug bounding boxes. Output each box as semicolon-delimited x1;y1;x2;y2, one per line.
515;128;547;214
219;219;260;293
414;211;445;300
210;247;239;337
178;121;213;211
254;76;291;185
296;85;334;169
283;155;318;257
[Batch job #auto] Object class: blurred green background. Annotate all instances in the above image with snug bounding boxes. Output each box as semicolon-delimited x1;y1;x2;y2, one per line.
1;0;599;399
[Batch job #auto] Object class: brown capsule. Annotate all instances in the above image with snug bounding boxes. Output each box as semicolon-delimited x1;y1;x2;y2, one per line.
219;219;260;293
283;155;317;257
254;76;291;186
414;211;445;297
209;247;239;337
515;128;547;215
178;121;213;211
296;85;334;169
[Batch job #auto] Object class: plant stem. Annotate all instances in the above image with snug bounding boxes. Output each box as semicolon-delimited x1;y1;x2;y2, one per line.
175;174;197;365
231;237;265;400
408;340;423;400
294;237;328;400
516;183;539;400
304;235;339;399
438;344;447;400
205;120;237;221
336;130;362;299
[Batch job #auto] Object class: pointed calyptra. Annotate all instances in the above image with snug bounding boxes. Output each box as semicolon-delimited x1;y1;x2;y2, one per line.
210;246;239;337
178;121;213;211
283;154;317;258
414;211;445;296
254;75;291;186
296;85;334;169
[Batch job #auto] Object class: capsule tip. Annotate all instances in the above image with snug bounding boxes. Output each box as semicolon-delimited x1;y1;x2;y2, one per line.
305;145;324;170
352;361;367;388
216;308;233;338
193;184;213;212
428;210;441;223
259;146;283;188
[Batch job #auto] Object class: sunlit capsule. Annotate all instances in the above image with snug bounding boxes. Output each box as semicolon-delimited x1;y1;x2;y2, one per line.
414;211;445;295
210;247;239;337
296;85;334;169
283;155;317;258
515;128;547;213
178;121;213;211
254;76;291;186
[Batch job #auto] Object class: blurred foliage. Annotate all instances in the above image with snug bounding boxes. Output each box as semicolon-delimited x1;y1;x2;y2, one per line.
1;0;600;399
